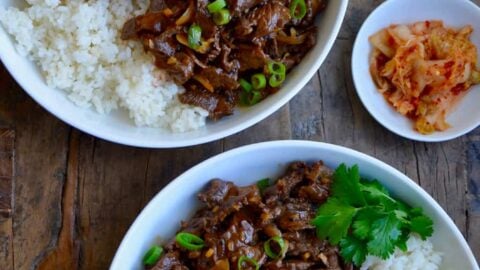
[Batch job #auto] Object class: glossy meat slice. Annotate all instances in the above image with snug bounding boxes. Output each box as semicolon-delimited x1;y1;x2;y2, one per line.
263;162;307;204
155;52;195;84
235;44;270;72
227;0;265;16
234;1;291;38
198;179;235;207
252;2;291;37
179;84;236;119
152;251;188;270
197;67;239;91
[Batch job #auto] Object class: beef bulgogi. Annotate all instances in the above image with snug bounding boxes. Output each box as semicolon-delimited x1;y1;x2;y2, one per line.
122;0;327;119
145;161;356;270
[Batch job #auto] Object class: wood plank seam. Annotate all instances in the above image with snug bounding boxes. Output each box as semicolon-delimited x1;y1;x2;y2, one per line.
0;128;14;217
0;128;14;270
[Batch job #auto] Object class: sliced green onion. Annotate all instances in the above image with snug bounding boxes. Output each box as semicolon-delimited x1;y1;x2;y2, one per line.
269;73;286;87
267;61;286;76
175;232;205;250
264;236;287;259
240;91;262;106
251;73;267;90
213;8;231;25
238;255;260;270
290;0;307;20
142;245;164;266
249;91;262;105
207;0;227;14
188;24;202;49
240;92;249;106
239;78;253;92
257;178;270;193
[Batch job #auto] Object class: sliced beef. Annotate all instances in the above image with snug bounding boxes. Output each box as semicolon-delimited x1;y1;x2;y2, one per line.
197;67;239;91
152;251;189;270
277;199;315;231
252;2;291;37
198;179;235;207
235;44;269;72
148;27;181;57
149;0;189;15
179;84;235;119
234;2;291;38
219;44;241;73
263;162;307;204
155;52;195;84
227;0;265;17
264;260;315;270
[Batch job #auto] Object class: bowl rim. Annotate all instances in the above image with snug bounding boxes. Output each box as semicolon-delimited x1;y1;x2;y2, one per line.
351;0;480;142
110;140;479;269
0;0;349;148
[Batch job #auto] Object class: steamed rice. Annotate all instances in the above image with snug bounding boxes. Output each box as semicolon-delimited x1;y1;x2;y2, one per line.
0;0;208;132
361;235;442;270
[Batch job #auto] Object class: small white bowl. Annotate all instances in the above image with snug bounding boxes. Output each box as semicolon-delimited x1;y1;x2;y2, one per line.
111;141;478;270
0;0;348;148
351;0;480;142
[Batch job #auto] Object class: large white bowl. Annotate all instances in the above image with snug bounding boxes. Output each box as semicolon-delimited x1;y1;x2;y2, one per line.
0;0;348;148
111;141;478;270
351;0;480;142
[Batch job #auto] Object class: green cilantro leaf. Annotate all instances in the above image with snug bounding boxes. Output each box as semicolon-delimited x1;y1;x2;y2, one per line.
352;219;370;240
312;198;358;245
367;213;402;259
410;207;424;217
352;207;383;240
332;164;366;207
410;215;434;240
340;235;367;266
395;230;409;252
360;180;396;209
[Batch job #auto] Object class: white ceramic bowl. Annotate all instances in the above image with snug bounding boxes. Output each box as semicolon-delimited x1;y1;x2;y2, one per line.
0;1;348;148
351;0;480;142
111;140;478;270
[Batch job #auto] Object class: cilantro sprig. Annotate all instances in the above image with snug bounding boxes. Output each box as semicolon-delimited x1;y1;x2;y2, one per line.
312;164;434;266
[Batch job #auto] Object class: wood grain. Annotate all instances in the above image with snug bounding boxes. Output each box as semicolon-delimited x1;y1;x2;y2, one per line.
0;0;479;269
0;129;14;270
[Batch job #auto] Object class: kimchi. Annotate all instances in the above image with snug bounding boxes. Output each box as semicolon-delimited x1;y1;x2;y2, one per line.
369;21;480;134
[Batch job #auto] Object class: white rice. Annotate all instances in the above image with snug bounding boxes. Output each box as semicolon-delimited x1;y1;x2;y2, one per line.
0;0;208;132
361;235;442;270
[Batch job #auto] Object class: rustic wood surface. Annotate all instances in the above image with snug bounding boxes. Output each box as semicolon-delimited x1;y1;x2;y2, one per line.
0;0;479;269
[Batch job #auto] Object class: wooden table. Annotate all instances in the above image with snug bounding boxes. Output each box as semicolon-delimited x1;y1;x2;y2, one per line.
0;1;479;269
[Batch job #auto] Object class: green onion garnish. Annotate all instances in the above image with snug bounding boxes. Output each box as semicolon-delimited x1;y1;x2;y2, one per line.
267;61;286;76
175;232;205;250
249;91;262;105
267;61;286;87
207;0;227;14
239;78;253;92
240;90;262;106
238;255;260;270
251;73;267;90
264;236;287;259
188;24;202;49
213;9;231;25
257;178;270;193
142;245;163;266
269;73;286;87
290;0;307;20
